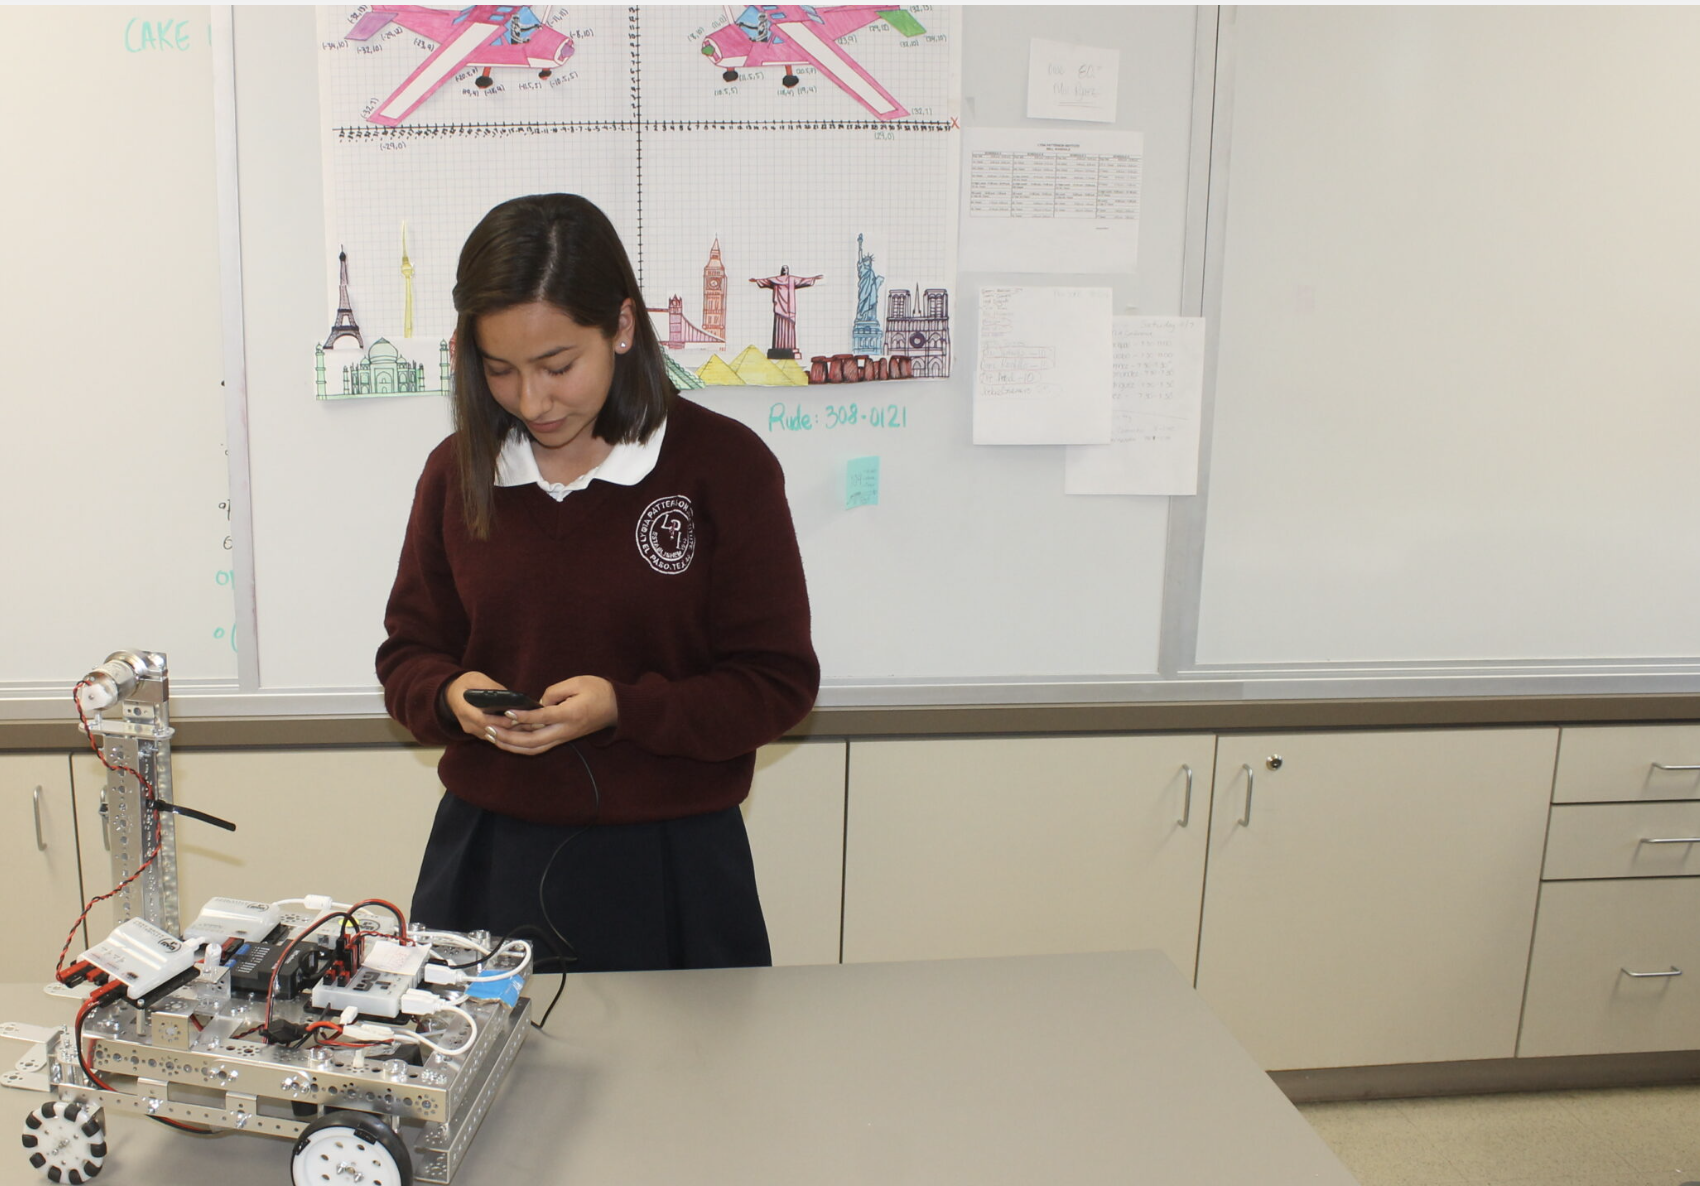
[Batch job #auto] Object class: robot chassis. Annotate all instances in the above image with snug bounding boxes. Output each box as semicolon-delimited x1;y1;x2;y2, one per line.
6;652;533;1186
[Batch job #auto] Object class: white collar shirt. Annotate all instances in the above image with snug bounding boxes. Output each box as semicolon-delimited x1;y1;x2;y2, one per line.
494;419;667;502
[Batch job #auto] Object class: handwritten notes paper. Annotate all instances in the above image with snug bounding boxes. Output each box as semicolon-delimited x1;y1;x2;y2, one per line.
846;456;881;509
1028;39;1120;123
959;129;1143;274
974;287;1113;446
1065;316;1206;496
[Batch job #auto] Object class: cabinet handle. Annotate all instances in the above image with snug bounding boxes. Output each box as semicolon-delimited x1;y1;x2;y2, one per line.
1621;966;1683;978
1178;765;1193;827
1640;837;1700;845
1652;763;1700;772
1240;764;1255;826
32;788;45;852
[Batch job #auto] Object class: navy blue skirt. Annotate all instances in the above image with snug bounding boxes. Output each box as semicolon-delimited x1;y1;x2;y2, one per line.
411;792;771;973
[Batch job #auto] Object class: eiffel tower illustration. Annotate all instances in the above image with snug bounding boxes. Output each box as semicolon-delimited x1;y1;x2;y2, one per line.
324;248;364;350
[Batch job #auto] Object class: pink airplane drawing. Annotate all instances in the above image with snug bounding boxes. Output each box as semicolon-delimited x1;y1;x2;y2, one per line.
346;5;575;126
701;5;928;121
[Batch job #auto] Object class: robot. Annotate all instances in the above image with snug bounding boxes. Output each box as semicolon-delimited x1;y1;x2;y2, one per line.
7;651;533;1185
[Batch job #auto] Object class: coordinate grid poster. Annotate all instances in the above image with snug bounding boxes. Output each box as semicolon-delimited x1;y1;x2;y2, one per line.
313;4;960;398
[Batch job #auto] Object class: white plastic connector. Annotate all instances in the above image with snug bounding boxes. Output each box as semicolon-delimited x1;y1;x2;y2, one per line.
339;1006;359;1026
302;894;335;914
398;989;446;1017
341;1022;396;1042
421;964;469;987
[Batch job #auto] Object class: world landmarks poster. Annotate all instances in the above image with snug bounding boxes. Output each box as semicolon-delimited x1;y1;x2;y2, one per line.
312;4;960;398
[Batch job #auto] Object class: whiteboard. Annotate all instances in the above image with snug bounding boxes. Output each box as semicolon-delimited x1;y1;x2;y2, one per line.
227;4;1200;704
1195;6;1700;673
0;5;236;692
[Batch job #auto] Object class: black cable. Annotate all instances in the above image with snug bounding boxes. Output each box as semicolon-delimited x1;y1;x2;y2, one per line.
153;800;237;832
536;739;601;973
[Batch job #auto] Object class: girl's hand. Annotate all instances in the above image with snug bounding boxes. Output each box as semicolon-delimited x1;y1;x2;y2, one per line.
481;676;618;756
445;671;515;739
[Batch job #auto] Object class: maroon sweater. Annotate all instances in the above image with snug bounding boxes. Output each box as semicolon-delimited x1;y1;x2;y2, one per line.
377;397;819;826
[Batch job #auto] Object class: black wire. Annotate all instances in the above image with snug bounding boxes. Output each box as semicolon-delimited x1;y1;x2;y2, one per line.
537;739;601;973
350;899;407;932
491;924;570;1030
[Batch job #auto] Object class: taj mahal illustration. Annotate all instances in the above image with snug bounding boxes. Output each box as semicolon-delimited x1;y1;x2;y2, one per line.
315;338;450;399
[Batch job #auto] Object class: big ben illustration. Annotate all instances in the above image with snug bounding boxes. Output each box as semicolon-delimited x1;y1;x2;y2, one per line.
702;239;726;342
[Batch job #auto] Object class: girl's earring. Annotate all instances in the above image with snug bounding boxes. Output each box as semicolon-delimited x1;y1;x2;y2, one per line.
619;342;628;350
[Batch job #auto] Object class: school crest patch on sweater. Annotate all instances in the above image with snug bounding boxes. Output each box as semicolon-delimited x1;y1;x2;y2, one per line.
636;496;696;574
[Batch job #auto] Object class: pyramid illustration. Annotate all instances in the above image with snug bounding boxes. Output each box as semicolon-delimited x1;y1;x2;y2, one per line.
772;359;810;386
729;346;792;386
697;355;745;385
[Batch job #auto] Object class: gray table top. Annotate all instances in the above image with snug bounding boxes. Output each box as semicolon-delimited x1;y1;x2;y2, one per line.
0;951;1357;1185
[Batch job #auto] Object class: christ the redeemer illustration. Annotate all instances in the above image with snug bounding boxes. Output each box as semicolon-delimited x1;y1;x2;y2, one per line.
751;265;823;360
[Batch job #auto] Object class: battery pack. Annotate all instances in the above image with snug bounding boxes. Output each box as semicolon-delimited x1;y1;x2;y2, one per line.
80;919;200;1000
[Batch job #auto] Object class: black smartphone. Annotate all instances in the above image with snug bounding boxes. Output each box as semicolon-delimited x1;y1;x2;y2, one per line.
462;688;542;712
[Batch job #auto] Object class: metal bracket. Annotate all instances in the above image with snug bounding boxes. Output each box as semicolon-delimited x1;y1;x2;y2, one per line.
0;1021;63;1093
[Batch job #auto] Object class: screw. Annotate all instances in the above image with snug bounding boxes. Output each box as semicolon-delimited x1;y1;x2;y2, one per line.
1266;755;1284;770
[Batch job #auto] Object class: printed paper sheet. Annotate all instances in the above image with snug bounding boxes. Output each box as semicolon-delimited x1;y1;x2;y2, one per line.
958;127;1141;274
1065;316;1205;496
973;286;1113;445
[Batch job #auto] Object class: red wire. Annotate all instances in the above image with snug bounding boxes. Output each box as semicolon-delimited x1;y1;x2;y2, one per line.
56;681;167;977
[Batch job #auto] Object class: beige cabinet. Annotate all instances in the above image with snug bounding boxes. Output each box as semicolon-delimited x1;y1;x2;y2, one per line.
1;755;85;981
1520;725;1700;1057
742;741;847;967
841;735;1215;977
1195;729;1557;1070
72;748;444;938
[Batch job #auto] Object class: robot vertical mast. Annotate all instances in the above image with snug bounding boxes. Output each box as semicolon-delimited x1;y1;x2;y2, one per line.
76;650;180;934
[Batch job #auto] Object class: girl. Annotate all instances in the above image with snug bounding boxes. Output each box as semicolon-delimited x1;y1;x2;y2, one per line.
377;193;818;972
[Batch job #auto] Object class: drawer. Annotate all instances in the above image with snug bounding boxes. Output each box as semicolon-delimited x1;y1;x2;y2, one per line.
1518;879;1700;1057
1554;726;1700;803
1544;802;1700;879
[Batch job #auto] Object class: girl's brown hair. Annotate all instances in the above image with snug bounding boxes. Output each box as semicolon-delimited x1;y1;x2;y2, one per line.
451;194;674;538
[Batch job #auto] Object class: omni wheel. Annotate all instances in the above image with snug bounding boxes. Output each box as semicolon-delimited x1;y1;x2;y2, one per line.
21;1100;106;1183
291;1111;411;1186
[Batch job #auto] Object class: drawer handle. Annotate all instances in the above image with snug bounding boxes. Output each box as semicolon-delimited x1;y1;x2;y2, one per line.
1641;837;1700;845
1178;764;1193;827
1621;966;1684;978
1652;763;1700;772
1240;764;1255;827
33;788;45;852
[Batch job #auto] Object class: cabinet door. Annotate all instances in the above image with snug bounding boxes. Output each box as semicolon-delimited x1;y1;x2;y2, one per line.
842;735;1214;975
1520;878;1700;1057
742;741;846;967
1;755;84;981
1196;730;1556;1070
74;748;444;936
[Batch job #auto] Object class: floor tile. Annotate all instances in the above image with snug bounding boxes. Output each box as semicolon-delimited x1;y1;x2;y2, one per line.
1470;1176;1694;1186
1557;1085;1700;1177
1297;1100;1466;1185
1390;1092;1637;1181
